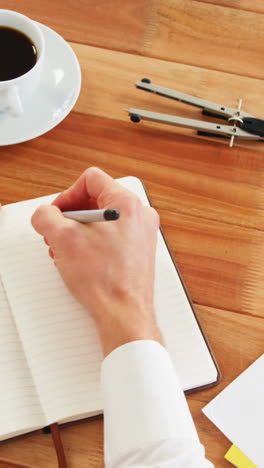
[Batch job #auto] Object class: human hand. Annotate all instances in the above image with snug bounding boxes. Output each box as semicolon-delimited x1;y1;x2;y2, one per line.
31;168;162;356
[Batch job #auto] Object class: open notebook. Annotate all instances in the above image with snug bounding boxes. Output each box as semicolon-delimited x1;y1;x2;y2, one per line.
0;176;220;442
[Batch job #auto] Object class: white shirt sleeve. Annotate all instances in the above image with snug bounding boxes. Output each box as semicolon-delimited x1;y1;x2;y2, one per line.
101;340;214;468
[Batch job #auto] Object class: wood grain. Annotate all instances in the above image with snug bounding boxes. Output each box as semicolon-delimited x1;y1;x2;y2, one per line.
2;0;157;54
167;213;264;316
0;419;104;468
3;113;264;230
146;0;264;79
194;0;264;14
0;462;30;468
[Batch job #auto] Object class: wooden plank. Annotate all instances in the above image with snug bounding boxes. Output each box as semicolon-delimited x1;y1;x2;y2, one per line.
145;0;264;79
2;0;156;54
194;0;264;14
1;114;264;315
166;212;264;317
1;113;264;229
70;42;264;153
194;305;264;391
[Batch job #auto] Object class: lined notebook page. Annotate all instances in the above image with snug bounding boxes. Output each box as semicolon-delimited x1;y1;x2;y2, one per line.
119;177;218;389
0;195;103;424
0;277;45;440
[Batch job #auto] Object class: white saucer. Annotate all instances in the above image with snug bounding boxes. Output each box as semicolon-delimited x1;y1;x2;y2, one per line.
0;22;81;146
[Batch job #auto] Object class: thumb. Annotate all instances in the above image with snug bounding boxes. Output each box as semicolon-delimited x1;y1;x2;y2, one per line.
31;205;69;241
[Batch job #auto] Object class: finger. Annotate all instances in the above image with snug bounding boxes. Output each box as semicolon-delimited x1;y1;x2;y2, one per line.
53;194;98;211
44;236;49;246
49;247;54;259
86;198;98;210
31;205;70;241
52;167;127;211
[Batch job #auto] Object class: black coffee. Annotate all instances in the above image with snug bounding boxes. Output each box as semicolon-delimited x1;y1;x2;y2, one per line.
0;26;37;81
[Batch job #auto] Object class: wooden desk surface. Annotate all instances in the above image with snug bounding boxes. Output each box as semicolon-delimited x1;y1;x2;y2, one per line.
1;1;264;467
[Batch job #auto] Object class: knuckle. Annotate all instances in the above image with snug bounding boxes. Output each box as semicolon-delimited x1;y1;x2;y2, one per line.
122;193;142;216
129;194;142;210
84;166;101;178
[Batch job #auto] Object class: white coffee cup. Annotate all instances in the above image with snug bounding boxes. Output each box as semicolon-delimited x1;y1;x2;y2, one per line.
0;9;45;117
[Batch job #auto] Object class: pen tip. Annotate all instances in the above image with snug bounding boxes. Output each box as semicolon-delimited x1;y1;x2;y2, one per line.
104;209;120;221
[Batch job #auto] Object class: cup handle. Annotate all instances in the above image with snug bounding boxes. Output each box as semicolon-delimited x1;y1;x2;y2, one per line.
6;87;23;118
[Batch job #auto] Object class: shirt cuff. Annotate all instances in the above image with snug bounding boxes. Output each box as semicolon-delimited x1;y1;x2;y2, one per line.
101;340;201;464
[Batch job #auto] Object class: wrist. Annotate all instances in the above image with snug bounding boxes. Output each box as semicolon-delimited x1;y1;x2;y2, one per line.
96;305;162;357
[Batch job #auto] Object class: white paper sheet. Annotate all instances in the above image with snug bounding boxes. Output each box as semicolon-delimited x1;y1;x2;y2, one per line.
202;354;264;468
